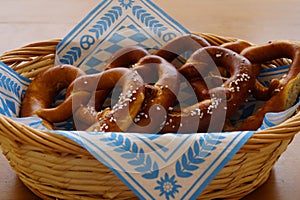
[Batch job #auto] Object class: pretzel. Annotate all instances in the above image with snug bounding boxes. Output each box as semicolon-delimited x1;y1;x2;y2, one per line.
237;40;300;130
103;51;181;133
220;40;285;101
72;87;162;131
126;55;180;133
154;34;211;64
68;68;146;132
65;45;151;130
104;45;150;70
64;46;149;130
20;64;86;129
72;90;110;130
220;40;253;54
159;46;255;133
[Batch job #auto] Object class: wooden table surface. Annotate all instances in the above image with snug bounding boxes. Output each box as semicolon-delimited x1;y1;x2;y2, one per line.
1;0;300;199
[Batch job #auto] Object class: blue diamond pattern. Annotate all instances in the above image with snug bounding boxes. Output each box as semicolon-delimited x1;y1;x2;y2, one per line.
129;32;148;43
86;57;104;68
86;68;100;74
109;33;127;43
104;44;123;54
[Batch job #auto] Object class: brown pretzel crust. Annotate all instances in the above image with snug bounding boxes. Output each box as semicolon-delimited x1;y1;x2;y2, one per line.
160;46;255;133
70;46;151;130
220;40;277;101
220;40;253;54
101;45;181;133
72;90;111;130
154;34;211;64
68;68;146;132
20;64;86;129
105;45;150;70
237;40;300;130
127;55;180;133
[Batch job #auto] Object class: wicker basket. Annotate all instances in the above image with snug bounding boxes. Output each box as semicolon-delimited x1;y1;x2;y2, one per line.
0;33;299;200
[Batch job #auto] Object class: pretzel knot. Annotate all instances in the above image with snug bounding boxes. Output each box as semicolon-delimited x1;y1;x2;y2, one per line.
159;46;255;133
236;40;300;130
104;46;181;133
125;55;180;133
67;46;180;133
70;68;146;132
105;45;150;70
20;64;86;129
154;33;211;65
69;45;151;130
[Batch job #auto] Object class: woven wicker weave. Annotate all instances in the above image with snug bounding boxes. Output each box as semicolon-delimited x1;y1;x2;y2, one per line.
0;33;299;200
